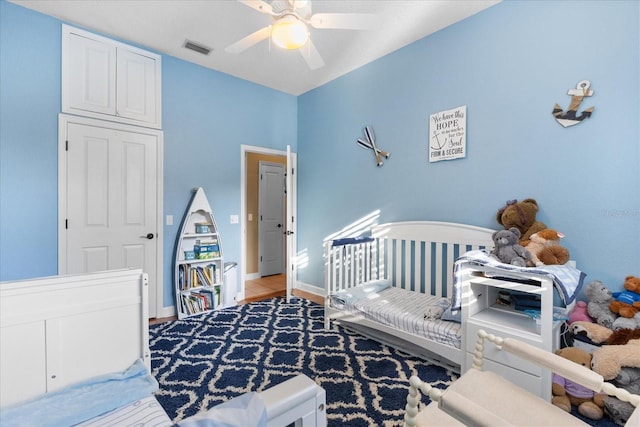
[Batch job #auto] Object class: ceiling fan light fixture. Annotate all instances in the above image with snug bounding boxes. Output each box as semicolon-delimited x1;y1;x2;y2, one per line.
271;15;309;50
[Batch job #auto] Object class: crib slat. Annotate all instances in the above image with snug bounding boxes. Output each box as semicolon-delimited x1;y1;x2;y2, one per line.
409;240;422;292
445;243;455;298
424;242;432;295
434;243;444;298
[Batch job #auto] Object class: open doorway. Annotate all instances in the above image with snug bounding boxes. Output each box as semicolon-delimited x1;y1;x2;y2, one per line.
240;145;294;303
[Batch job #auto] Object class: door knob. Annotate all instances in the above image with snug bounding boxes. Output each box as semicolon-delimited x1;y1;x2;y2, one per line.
277;224;282;228
140;233;154;239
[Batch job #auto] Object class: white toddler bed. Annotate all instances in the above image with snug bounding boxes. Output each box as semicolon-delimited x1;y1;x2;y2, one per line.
324;221;496;370
324;221;585;372
0;269;326;427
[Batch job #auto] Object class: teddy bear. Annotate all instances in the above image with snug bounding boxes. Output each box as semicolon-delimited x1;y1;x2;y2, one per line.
569;301;593;324
489;227;533;267
552;346;606;420
591;338;640;380
584;280;618;329
609;275;640;319
521;228;570;266
496;198;548;245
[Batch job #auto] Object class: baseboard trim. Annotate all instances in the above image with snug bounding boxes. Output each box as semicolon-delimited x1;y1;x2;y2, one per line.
155;305;176;320
294;281;324;297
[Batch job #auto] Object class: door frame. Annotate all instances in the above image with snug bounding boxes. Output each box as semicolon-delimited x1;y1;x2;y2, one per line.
58;114;165;317
240;144;297;301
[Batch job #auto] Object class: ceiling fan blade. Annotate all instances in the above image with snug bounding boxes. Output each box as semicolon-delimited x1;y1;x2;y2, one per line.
225;26;271;53
237;0;274;16
309;13;380;30
299;39;324;70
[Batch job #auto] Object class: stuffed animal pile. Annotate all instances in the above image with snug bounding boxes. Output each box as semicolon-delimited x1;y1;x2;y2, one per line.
495;198;569;266
566;276;640;425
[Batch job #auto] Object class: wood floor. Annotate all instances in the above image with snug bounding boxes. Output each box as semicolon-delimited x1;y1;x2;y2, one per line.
240;273;323;305
150;274;323;325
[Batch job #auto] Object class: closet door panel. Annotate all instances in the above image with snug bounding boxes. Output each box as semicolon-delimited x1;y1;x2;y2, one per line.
116;49;158;125
64;31;117;116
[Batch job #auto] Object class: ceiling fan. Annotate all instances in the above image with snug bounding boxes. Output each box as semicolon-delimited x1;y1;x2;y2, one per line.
225;0;379;70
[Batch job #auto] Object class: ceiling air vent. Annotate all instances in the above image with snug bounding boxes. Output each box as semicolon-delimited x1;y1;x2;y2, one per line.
183;39;212;55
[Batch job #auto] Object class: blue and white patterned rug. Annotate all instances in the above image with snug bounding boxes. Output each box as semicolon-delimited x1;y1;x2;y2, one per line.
149;297;455;426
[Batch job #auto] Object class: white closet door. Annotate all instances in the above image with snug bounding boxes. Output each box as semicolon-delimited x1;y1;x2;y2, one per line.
63;122;158;316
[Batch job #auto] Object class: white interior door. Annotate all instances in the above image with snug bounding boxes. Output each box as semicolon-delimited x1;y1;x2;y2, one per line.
258;162;285;276
60;117;161;317
285;145;297;302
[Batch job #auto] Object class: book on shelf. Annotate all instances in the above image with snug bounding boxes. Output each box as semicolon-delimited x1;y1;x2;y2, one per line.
178;263;221;292
195;288;216;310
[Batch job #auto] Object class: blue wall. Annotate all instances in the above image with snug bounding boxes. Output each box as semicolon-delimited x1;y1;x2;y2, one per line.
1;0;638;308
296;0;639;294
0;0;297;310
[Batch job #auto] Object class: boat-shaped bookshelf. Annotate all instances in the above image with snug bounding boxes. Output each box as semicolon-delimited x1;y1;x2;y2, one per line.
173;187;223;319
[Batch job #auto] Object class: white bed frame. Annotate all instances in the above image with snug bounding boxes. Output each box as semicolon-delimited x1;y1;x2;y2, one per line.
1;269;326;426
324;221;495;370
0;269;151;407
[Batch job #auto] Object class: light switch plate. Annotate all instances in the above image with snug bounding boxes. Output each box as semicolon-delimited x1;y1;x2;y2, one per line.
230;214;239;224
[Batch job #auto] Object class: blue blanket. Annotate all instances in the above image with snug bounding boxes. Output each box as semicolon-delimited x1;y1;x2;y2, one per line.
0;359;158;427
452;249;586;311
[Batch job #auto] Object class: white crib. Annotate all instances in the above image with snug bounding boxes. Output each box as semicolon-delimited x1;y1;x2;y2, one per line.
324;221;495;370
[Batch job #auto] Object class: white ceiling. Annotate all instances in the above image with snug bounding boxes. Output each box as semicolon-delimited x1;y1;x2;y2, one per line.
11;0;500;95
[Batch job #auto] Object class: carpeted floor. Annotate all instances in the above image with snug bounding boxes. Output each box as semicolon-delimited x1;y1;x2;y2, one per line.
149;297;455;426
149;297;621;427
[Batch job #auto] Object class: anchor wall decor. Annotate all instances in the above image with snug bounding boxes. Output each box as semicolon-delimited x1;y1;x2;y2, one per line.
357;126;390;167
552;80;594;128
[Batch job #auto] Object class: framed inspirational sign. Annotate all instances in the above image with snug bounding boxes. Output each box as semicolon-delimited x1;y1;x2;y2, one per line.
428;105;466;163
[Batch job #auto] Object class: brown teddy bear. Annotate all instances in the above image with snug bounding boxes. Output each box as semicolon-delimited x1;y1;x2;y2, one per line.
496;198;547;245
522;228;570;266
552;347;606;420
609;275;640;319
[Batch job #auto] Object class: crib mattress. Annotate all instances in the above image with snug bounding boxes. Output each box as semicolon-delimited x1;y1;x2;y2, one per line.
330;286;462;349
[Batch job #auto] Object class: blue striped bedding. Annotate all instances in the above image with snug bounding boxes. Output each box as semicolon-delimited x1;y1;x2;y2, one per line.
329;285;461;349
